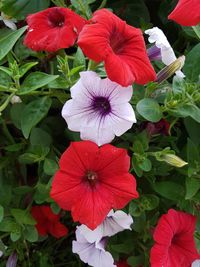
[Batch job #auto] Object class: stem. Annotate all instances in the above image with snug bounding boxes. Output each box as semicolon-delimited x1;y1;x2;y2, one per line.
98;0;107;9
2;120;15;144
87;60;99;71
0;85;17;93
0;92;15;114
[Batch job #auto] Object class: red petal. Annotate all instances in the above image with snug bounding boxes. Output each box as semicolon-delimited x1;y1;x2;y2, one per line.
168;0;200;26
48;222;68;238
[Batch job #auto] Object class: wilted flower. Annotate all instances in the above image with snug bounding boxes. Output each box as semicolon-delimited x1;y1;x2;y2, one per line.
0;12;17;30
62;71;136;146
79;210;133;243
168;0;200;26
24;7;87;52
10;95;22;104
78;9;156;86
145;27;185;78
73;228;116;267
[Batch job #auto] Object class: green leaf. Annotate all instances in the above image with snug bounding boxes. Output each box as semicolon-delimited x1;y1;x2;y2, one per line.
0;217;19;232
19;146;50;164
19;62;38;77
185;177;200;199
44;158;59;176
0;26;27;60
4;143;25;152
73;47;86;68
21;97;52;138
183;43;200;82
33;183;50;204
10;231;21;242
138;158;152;172
172;104;200;123
23;225;38;242
1;0;50;19
30;128;52;147
0;205;4;223
18;72;58;95
13;186;34;195
140;194;159;211
11;209;36;225
152;181;185;201
136;98;162;122
10;103;25;129
128;255;144;267
184;117;200;145
0;70;12;87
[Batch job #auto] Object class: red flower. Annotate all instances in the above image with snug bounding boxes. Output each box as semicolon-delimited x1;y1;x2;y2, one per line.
77;9;156;87
31;205;68;238
150;209;200;267
168;0;200;26
24;7;87;52
50;141;139;230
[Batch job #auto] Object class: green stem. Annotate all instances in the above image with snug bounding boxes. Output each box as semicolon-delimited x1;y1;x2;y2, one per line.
87;60;99;71
98;0;107;9
0;85;17;93
2;120;15;144
0;92;15;114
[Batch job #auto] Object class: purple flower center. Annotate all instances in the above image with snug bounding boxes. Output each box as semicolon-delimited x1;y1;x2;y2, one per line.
92;96;111;115
48;8;65;28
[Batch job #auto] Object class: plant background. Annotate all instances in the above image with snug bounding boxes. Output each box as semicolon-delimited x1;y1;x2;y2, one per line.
0;0;200;266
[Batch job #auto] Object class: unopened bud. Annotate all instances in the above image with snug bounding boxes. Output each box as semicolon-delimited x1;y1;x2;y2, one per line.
160;154;188;168
156;56;185;83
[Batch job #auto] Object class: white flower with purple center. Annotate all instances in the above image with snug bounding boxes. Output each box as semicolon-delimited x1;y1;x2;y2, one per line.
192;260;200;267
79;210;133;243
72;228;116;267
62;71;136;146
145;27;185;79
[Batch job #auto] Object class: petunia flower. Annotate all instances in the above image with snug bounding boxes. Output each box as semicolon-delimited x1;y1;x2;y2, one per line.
62;71;136;146
31;205;68;238
24;7;87;52
6;252;17;267
78;210;133;243
192;260;200;267
145;27;185;78
0;12;17;30
168;0;200;26
150;209;200;267
72;228;116;267
145;119;170;136
116;260;131;267
77;9;156;87
50;141;139;230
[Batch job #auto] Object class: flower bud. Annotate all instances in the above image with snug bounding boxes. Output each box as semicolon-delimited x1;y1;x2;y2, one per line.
156;56;185;83
161;154;188;167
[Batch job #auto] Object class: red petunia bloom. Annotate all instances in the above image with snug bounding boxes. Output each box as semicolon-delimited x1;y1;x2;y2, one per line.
77;9;156;87
145;119;170;136
50;141;139;230
168;0;200;26
24;7;87;52
31;205;68;238
150;209;200;267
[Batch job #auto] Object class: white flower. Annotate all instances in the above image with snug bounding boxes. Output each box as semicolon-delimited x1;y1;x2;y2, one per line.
62;71;136;146
192;260;200;267
79;210;133;243
0;12;17;30
10;95;22;104
72;228;116;267
145;27;185;78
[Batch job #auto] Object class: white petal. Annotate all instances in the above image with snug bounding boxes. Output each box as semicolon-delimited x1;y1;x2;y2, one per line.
88;249;116;267
109;103;136;136
10;95;22;104
145;27;185;77
79;224;103;243
80;116;116;146
61;99;92;132
72;240;96;263
4;19;17;30
112;210;133;230
175;70;185;78
0;251;3;257
80;71;101;96
192;260;200;267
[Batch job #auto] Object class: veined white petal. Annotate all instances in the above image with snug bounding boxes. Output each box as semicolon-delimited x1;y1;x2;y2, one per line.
62;71;136;146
